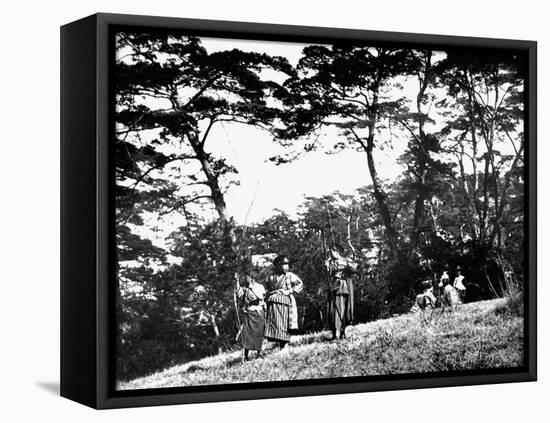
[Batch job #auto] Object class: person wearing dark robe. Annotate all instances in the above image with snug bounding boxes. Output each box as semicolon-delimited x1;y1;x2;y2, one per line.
325;245;357;341
439;269;450;286
410;280;437;313
410;280;437;323
235;275;266;361
264;255;304;349
436;268;450;302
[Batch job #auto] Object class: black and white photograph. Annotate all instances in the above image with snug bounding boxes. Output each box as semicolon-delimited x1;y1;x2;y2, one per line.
4;0;549;419
113;27;529;391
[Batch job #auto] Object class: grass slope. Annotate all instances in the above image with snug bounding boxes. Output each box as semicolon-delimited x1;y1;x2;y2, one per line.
118;298;523;390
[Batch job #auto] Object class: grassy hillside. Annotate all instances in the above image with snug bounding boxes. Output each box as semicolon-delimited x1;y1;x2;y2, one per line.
117;298;524;390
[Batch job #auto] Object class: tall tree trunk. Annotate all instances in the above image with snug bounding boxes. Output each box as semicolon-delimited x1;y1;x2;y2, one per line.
346;210;356;256
190;133;229;222
410;159;427;249
365;131;399;255
464;69;483;234
187;132;236;242
457;142;478;240
410;52;432;250
352;84;398;255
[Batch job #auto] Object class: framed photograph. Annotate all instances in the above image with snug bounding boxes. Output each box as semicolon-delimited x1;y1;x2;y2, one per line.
61;13;536;409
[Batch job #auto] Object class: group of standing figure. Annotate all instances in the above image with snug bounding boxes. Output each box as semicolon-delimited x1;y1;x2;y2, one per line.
235;248;357;361
236;251;471;359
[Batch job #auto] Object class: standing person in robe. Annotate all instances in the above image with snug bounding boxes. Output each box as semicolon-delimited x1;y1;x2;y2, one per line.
264;255;304;349
325;245;357;341
235;274;266;361
453;267;467;301
437;267;450;303
442;275;461;311
438;268;450;288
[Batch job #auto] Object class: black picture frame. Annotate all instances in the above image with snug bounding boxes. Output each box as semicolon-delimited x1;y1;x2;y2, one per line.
60;12;537;409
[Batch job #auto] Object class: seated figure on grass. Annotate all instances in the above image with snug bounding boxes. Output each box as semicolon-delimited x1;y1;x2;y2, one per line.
410;280;437;322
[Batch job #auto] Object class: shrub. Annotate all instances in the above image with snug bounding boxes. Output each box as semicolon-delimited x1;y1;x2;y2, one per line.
494;294;524;317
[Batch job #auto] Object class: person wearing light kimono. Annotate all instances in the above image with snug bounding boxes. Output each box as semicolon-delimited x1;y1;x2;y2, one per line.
264;255;304;349
453;267;467;301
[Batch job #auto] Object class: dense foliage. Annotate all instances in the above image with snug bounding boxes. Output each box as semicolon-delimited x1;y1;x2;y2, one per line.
114;34;525;380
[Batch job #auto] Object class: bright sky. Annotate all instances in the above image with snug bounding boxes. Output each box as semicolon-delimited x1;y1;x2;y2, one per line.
207;119;404;225
199;37;411;224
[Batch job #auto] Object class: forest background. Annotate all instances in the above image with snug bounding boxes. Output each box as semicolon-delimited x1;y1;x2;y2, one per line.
114;32;526;381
